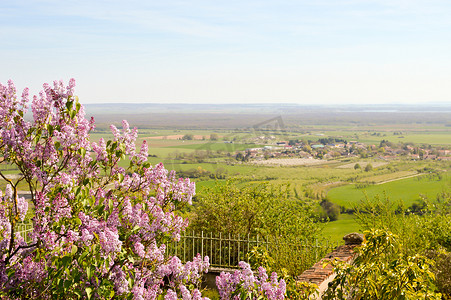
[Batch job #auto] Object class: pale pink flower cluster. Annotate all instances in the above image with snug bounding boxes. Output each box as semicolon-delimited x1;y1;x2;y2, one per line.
216;261;286;300
0;79;208;298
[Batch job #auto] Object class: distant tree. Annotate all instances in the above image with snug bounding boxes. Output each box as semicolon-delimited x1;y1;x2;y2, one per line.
288;139;300;146
320;200;340;221
379;139;393;148
365;163;373;172
209;133;219;141
303;145;312;153
317;138;346;145
419;150;425;159
354;163;361;170
235;152;244;161
182;133;194;140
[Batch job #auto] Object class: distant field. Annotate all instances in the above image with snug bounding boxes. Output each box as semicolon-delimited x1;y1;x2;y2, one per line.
356;131;451;145
327;172;451;209
291;128;451;146
336;161;388;169
167;142;261;152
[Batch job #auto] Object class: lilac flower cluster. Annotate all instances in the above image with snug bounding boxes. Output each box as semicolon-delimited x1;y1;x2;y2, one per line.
216;261;286;300
0;79;207;299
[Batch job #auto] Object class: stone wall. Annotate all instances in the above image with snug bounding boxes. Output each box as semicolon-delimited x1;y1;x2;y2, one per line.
297;233;364;299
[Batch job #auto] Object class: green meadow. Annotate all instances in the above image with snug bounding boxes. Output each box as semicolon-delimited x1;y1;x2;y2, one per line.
327;172;451;209
322;214;361;244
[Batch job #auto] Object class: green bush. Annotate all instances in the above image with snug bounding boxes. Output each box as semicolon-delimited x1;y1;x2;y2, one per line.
189;181;326;276
354;193;451;297
324;229;441;299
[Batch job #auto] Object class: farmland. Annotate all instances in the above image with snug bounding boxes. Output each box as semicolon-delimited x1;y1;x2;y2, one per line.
84;104;451;236
3;103;450;243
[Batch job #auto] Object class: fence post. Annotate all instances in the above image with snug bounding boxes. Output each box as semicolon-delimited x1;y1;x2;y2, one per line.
201;231;204;258
219;232;222;266
192;230;195;260
237;233;240;263
247;233;250;262
228;232;231;267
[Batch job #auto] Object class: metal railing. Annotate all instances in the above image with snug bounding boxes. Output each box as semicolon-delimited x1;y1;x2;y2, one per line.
13;226;341;270
167;231;340;269
15;222;34;243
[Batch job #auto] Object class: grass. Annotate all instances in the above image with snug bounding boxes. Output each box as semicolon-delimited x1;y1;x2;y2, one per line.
327;172;451;209
322;214;361;244
290;127;451;145
360;170;418;183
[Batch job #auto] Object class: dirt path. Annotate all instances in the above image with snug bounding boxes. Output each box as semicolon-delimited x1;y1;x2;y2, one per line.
374;173;422;185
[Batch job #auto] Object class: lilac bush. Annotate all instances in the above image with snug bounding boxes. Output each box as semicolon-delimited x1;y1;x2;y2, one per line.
0;79;209;299
216;261;286;300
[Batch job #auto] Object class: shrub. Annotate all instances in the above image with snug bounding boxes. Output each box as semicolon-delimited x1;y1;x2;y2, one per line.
189;181;326;276
323;230;442;299
354;193;451;297
320;200;340;221
364;163;373;172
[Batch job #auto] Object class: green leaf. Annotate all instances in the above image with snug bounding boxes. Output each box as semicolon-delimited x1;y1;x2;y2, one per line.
58;278;64;290
86;266;91;280
71;245;78;255
118;173;124;183
64;279;72;289
79;148;86;158
85;287;92;300
109;199;114;213
66;100;73;110
132;225;140;233
61;256;71;267
97;205;105;215
128;255;135;264
47;124;54;135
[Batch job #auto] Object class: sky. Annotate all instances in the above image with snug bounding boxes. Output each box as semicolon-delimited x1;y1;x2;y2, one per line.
1;0;451;105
